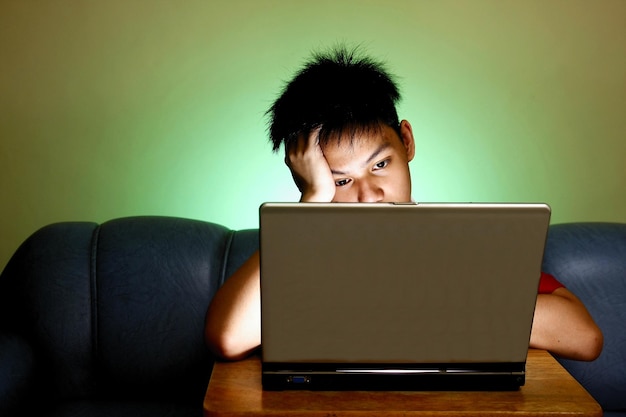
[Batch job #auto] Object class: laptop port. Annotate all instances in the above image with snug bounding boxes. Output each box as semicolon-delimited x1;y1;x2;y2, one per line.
287;375;311;384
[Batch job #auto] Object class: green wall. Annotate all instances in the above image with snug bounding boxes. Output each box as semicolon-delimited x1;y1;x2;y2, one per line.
1;0;624;270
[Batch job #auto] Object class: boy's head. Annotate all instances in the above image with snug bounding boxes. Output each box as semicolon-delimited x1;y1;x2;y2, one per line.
266;45;415;203
266;45;402;152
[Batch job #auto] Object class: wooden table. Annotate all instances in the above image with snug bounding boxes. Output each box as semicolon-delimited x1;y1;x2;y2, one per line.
204;349;602;417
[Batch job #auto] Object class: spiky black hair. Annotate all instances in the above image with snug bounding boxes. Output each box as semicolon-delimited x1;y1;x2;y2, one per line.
266;45;402;152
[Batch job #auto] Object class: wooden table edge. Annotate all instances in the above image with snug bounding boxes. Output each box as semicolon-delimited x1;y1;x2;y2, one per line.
204;349;603;417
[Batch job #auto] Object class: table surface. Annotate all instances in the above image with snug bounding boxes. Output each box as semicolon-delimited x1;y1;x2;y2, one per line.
204;349;602;417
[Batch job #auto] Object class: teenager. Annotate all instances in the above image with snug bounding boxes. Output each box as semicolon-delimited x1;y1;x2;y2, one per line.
205;45;603;362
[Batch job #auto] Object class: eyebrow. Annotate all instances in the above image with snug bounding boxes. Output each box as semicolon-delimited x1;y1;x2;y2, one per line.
330;142;392;175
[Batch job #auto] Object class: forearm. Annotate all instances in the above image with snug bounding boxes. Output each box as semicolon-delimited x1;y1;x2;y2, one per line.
205;251;261;360
530;288;603;361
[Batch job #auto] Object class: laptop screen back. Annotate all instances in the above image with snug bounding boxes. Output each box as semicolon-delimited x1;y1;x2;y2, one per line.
260;203;551;366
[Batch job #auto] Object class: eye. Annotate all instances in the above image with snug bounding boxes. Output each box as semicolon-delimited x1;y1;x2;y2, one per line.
335;178;352;187
373;159;389;170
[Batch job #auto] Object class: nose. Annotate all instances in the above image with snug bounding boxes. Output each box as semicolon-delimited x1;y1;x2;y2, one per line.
357;181;383;203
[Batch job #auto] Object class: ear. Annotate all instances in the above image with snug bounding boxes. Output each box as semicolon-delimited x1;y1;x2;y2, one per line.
399;120;415;162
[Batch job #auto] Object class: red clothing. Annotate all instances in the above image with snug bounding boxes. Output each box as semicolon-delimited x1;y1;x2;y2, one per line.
539;272;565;294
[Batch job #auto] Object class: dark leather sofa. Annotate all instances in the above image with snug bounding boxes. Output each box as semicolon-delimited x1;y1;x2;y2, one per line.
0;217;624;416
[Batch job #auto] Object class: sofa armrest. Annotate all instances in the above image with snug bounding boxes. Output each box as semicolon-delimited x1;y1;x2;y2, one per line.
0;333;35;417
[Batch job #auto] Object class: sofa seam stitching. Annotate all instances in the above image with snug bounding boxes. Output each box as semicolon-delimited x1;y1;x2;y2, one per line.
89;223;101;388
219;229;235;287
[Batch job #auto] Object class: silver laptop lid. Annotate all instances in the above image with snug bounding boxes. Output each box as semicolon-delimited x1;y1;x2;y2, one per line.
260;203;551;365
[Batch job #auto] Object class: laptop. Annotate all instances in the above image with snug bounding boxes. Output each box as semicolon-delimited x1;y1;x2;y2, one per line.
259;202;551;391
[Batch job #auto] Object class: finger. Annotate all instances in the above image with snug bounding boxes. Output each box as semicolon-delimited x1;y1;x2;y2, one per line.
284;138;300;167
307;126;322;149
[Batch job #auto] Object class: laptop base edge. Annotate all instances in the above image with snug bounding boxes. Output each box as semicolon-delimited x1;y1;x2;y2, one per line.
262;363;525;391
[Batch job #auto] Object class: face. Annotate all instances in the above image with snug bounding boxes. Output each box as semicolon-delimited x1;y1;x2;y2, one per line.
321;120;415;203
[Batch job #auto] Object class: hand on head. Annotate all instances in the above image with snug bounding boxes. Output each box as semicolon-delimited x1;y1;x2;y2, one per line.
285;127;336;202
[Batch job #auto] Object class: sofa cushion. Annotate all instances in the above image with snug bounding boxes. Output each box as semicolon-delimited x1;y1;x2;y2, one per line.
0;216;260;413
543;222;626;412
92;217;233;401
0;221;100;401
0;333;35;417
